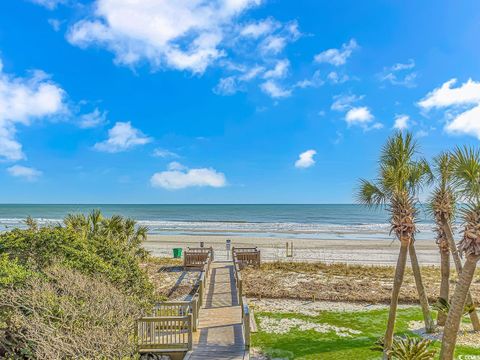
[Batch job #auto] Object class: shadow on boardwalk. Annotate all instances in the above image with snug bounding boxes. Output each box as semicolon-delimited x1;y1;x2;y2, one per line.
189;262;247;360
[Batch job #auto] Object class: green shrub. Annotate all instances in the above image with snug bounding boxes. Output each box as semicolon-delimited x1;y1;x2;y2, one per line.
0;254;36;288
373;336;436;360
0;221;153;299
0;211;156;358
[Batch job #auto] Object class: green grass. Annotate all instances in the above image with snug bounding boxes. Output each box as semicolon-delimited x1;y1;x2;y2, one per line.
252;308;480;359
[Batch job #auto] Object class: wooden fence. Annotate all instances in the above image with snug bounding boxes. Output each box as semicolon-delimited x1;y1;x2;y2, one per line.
184;247;214;268
136;315;192;353
232;247;261;349
232;247;261;269
136;250;212;354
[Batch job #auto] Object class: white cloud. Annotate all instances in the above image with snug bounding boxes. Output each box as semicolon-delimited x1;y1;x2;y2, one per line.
152;148;179;158
416;130;428;138
295;149;316;168
48;18;63;32
345;107;373;125
167;161;187;171
418;78;480;109
444;104;480;139
330;94;380;130
294;71;323;89
393;114;410;130
327;71;349;84
213;76;239;95
391;59;415;71
260;80;291;98
67;0;263;74
369;122;384;130
30;0;65;9
0;59;66;161
260;36;287;54
213;64;266;95
7;165;42;181
379;59;416;87
331;94;363;112
240;18;278;38
238;65;265;81
78;108;107;128
94;121;152;153
314;39;358;66
263;59;289;79
151;163;226;190
258;20;300;55
418;78;480;139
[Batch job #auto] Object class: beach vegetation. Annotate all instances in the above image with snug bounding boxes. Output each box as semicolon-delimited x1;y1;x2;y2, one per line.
426;152;470;328
252;307;478;360
373;335;436;360
357;131;435;357
440;146;480;359
242;260;480;304
0;211;154;359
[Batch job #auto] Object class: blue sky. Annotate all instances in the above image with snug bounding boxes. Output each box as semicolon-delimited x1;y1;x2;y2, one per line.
0;0;480;204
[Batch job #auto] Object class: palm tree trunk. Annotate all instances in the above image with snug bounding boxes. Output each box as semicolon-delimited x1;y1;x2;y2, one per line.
437;247;450;326
384;240;409;360
440;254;480;360
442;220;480;330
408;242;436;333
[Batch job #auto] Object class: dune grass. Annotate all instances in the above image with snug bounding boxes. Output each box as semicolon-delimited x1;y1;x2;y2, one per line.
243;261;480;303
252;307;480;359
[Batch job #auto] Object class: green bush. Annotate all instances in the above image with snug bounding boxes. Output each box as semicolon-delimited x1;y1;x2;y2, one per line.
0;211;157;359
0;220;153;299
0;254;35;288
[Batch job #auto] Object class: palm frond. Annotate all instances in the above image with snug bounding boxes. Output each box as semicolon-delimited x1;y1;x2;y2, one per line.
389;336;436;360
433;152;455;188
452;146;480;204
357;179;386;207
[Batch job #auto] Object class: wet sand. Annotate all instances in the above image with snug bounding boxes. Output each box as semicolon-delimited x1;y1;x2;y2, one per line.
144;234;440;266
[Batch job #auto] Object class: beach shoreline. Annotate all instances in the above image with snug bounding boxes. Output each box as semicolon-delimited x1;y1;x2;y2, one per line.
144;234;440;265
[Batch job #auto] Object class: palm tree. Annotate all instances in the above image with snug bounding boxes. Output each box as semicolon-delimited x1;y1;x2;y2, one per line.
63;210;149;259
358;132;434;359
429;153;480;329
429;153;455;326
440;147;480;359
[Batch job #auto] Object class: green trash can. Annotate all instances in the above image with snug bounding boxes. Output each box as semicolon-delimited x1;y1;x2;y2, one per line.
173;248;182;258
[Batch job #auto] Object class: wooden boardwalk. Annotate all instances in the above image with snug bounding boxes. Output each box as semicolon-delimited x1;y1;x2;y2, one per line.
188;261;248;360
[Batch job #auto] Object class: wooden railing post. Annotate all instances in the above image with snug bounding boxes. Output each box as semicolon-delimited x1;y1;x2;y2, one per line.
188;313;193;350
192;297;198;331
243;301;251;348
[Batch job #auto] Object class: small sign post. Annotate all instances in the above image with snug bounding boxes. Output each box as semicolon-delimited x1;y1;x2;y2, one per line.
226;239;231;260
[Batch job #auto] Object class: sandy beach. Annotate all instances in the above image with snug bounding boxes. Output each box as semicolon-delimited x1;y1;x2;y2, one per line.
144;234;440;265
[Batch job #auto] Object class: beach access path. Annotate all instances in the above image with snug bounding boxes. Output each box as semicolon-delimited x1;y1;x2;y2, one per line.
186;261;248;360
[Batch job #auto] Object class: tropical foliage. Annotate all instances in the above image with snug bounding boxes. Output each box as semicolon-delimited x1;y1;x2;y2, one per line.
358;131;434;358
427;152;456;326
0;211;154;359
440;146;480;359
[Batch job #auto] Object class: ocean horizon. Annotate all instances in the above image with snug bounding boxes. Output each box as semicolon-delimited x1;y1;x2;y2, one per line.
0;204;437;241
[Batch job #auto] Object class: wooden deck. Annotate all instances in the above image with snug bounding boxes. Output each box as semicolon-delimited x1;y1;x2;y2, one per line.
188;261;248;360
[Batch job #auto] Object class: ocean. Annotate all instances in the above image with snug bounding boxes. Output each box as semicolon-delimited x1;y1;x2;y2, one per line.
0;204;437;241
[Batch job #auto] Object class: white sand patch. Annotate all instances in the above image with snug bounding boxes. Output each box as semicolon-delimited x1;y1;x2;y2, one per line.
251;298;414;315
258;316;362;337
409;320;480;348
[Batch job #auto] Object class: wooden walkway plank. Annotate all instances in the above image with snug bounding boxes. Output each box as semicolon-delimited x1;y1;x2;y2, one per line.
190;261;248;360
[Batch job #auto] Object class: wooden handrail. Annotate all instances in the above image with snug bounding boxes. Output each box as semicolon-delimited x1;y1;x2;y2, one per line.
136;251;213;354
242;296;251;348
136;315;193;353
231;248;258;351
184;247;214;267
